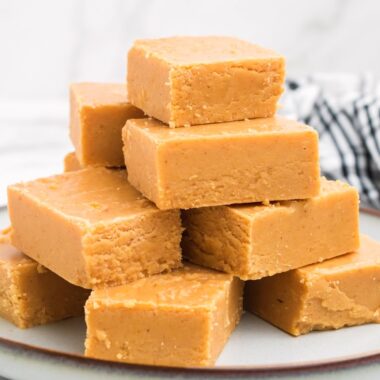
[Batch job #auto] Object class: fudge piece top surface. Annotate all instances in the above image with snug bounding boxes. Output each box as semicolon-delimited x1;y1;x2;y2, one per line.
298;235;380;277
8;168;157;224
126;117;315;142
131;36;283;65
88;263;235;309
70;82;128;107
231;178;355;218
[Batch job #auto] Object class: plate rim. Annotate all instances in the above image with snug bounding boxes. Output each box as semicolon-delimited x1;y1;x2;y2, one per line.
1;334;380;377
0;206;379;377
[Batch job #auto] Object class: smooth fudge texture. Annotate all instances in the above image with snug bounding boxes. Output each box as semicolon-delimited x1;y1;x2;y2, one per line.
0;228;89;328
85;263;243;367
8;168;182;289
70;83;144;167
123;117;320;210
245;235;380;336
128;36;285;127
182;178;359;280
63;152;82;172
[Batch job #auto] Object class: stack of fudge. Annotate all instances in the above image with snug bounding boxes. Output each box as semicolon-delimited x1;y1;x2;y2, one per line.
2;36;380;367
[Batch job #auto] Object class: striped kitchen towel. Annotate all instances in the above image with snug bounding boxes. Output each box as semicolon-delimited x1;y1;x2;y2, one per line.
281;73;380;209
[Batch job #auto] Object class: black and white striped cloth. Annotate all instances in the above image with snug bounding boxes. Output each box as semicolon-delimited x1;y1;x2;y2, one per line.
282;74;380;209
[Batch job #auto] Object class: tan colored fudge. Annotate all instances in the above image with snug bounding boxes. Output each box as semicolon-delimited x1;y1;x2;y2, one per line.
70;83;144;167
182;178;359;280
0;228;90;328
63;152;82;172
245;235;380;336
7;168;182;289
128;36;285;127
123;117;320;210
85;263;243;367
0;227;11;243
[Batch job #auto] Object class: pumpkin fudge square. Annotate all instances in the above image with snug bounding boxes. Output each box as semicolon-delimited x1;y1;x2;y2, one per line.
245;235;380;336
85;263;243;367
183;178;359;279
128;36;285;127
70;82;143;167
123;117;320;209
7;168;182;289
0;228;90;328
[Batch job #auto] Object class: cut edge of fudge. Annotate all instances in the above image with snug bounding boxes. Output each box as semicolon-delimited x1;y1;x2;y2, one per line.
84;264;244;367
123;117;320;210
69;82;144;167
182;177;359;280
0;228;90;329
245;234;380;336
128;36;285;126
7;168;183;289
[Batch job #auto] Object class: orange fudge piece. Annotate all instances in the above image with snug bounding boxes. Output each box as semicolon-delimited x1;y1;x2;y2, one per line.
0;228;89;328
183;179;359;279
85;264;243;367
128;36;285;127
123;117;320;209
8;168;182;289
245;235;380;336
63;152;82;172
70;83;143;167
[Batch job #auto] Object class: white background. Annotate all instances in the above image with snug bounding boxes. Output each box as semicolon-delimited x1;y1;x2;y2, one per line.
0;0;379;102
0;0;379;205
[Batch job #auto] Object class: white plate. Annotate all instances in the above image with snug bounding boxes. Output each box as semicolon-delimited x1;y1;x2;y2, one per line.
1;207;380;379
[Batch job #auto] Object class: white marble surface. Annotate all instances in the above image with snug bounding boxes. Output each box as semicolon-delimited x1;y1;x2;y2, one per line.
0;0;379;101
0;100;70;206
